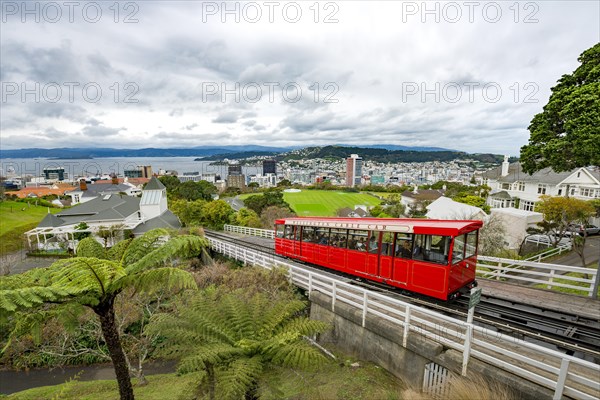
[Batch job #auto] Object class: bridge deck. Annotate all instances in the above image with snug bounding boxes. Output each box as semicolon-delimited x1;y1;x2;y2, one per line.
478;279;600;321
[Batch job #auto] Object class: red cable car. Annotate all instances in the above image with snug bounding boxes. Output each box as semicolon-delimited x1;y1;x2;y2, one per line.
274;217;483;301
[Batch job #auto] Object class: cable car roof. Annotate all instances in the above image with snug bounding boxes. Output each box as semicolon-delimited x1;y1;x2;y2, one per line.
275;217;483;236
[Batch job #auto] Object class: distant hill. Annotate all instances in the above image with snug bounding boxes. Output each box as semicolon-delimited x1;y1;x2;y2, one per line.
340;144;455;152
0;146;292;159
0;144;506;164
283;146;505;164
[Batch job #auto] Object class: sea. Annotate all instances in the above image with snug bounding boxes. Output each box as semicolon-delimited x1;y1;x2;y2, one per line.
0;157;263;180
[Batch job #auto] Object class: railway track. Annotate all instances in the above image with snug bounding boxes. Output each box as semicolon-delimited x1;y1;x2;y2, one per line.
204;230;600;361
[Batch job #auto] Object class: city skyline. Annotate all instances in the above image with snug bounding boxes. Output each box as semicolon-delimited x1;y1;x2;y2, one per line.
1;1;598;155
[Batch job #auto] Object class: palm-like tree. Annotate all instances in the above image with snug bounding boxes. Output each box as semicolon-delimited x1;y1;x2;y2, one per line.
147;289;330;400
1;228;207;400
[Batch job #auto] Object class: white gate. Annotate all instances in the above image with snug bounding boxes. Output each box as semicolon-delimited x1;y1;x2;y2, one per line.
423;362;452;399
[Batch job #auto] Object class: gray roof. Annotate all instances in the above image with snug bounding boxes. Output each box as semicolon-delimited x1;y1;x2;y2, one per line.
38;213;66;228
54;195;140;226
482;163;600;185
69;183;132;196
144;177;166;191
489;190;513;200
402;189;444;200
133;210;181;234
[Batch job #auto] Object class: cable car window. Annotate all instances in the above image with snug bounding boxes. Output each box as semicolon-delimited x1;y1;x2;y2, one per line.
301;226;316;243
348;229;368;252
465;231;478;259
395;233;413;259
330;229;348;248
276;225;285;238
316;228;330;245
284;225;295;240
413;234;450;265
381;232;394;256
452;234;466;264
367;231;380;253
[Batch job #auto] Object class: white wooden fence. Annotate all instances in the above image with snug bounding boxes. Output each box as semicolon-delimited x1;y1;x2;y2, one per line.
224;224;275;238
208;236;600;400
477;256;598;297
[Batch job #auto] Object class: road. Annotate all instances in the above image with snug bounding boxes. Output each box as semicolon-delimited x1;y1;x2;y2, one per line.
550;235;600;267
223;195;244;211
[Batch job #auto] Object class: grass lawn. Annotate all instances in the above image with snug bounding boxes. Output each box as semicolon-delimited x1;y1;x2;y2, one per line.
240;190;381;217
0;201;60;254
7;357;406;400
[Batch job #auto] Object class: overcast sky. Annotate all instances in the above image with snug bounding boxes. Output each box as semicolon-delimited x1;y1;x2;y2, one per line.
1;1;598;155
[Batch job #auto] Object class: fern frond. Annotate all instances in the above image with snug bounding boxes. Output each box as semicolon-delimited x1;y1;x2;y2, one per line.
121;228;170;267
218;355;264;400
75;238;106;259
0;286;71;312
117;267;197;294
126;235;207;275
50;258;125;296
258;298;307;337
106;238;132;262
177;343;244;374
267;341;327;369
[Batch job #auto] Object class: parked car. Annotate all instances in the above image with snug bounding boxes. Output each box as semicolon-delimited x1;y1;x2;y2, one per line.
567;224;600;236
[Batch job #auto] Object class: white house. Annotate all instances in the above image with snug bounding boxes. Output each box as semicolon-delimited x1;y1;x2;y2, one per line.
482;156;600;212
425;196;487;220
27;177;180;251
490;208;544;250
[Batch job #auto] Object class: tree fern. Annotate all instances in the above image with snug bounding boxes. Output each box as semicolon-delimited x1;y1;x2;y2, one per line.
1;228;206;400
147;289;330;400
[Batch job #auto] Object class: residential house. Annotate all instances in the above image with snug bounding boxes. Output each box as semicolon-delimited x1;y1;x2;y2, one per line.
483;156;600;212
401;188;445;212
27;177;180;251
425;197;487;220
6;183;76;199
67;176;145;205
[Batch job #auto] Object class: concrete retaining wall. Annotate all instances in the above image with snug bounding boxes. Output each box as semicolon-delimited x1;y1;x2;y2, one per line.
309;291;557;400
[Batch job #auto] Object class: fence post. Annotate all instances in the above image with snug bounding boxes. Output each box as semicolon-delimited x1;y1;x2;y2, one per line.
308;273;313;299
332;281;337;312
362;292;368;327
553;358;570;400
403;306;411;347
547;269;555;290
592;260;600;299
496;262;502;280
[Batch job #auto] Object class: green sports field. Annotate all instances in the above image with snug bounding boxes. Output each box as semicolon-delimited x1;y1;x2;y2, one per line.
240;190;381;217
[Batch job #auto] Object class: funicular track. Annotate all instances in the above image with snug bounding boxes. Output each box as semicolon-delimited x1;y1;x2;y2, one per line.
204;230;600;362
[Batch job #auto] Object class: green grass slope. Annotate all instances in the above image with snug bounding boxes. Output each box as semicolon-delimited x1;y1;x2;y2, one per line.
0;201;60;254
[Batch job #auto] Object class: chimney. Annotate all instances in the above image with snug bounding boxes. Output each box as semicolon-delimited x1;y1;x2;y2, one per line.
501;155;510;177
79;179;87;191
111;173;119;185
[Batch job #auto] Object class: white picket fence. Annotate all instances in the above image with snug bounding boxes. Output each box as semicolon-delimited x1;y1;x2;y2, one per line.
207;236;600;400
423;363;452;399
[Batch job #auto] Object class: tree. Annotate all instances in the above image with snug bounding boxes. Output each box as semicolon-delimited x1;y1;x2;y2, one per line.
147;290;329;400
231;208;262;228
73;222;91;241
1;229;206;400
260;205;296;230
478;214;508;256
520;43;600;173
170;199;207;226
197;180;218;201
202;200;234;230
535;195;595;254
277;179;292;188
176;180;204;201
158;175;181;193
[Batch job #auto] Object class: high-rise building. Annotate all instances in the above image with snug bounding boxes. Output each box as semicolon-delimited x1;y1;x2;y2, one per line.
346;154;363;187
43;167;65;181
263;159;277;175
228;163;242;176
124;165;153;178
